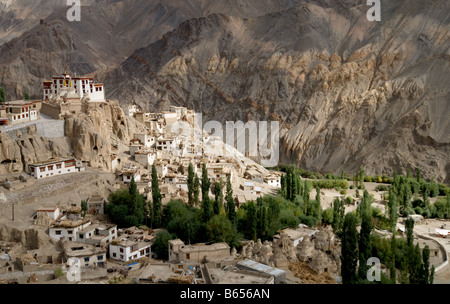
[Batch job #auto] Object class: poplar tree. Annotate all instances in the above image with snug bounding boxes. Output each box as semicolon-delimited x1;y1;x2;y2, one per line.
358;211;372;279
187;163;195;207
201;163;212;222
151;165;162;228
0;87;5;104
225;176;236;225
247;201;257;241
213;180;223;215
193;174;200;207
341;212;359;284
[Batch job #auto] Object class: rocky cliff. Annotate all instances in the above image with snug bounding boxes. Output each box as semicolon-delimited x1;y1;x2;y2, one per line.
0;100;143;174
104;1;450;182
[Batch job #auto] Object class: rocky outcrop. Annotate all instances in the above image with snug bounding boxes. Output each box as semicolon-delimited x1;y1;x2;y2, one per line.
0;127;72;175
64;100;145;170
104;1;450;183
0;223;52;250
0;100;144;174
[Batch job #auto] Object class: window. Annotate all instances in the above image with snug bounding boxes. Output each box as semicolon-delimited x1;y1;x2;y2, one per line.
55;230;62;235
97;255;103;261
68;230;73;234
113;253;116;258
120;248;124;253
48;165;53;171
79;234;84;239
186;254;190;259
84;257;90;262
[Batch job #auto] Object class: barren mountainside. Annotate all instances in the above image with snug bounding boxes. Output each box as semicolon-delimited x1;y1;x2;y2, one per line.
0;0;449;183
0;0;302;99
104;0;450;182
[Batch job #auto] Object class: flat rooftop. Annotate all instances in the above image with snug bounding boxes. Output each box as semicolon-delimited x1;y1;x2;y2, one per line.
208;268;272;284
237;260;286;278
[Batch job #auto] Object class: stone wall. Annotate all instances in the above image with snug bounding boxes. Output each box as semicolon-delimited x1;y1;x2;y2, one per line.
41;103;62;120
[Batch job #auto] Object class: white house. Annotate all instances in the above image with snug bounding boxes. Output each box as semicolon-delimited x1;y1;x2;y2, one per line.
130;144;142;157
64;241;108;269
125;105;141;117
264;174;281;188
122;170;141;183
246;169;264;183
29;158;85;179
156;137;176;152
134;133;156;148
78;224;118;246
2;100;42;126
155;162;168;177
49;220;92;242
109;240;152;262
134;150;157;168
36;206;60;221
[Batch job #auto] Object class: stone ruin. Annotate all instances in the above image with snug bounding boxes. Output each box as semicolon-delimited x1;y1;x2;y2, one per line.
240;226;341;275
296;226;341;275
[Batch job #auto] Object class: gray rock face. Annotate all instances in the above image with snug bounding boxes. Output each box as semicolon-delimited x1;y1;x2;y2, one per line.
104;1;450;182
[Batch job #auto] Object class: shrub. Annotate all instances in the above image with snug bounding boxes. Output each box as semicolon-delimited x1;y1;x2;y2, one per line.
340;189;347;195
375;185;389;192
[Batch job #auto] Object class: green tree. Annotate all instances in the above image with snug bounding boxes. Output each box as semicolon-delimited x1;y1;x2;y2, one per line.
332;198;345;233
358;211;372;279
193;174;200;207
81;199;88;216
205;214;237;246
225;176;236;225
152;230;175;260
341;212;359;284
151;165;162;228
387;188;399;232
246;201;258;241
390;235;397;284
0;87;6;104
213;180;224;215
187;163;195;207
420;245;430;284
24;92;30;100
405;217;414;247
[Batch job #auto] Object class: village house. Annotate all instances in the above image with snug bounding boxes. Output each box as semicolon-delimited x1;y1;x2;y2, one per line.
36;206;61;221
63;241;107;268
28;158;85;179
168;239;231;264
0;99;42;126
121;169;141;183
134;133;156;148
264;174;281;188
206;163;234;183
155;161;168;177
78;223;117;246
134;150;157;168
245;169;264;183
125;104;141;117
109;240;152;262
156;137;177;152
129;143;142;157
86;195;106;215
49;220;92;242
